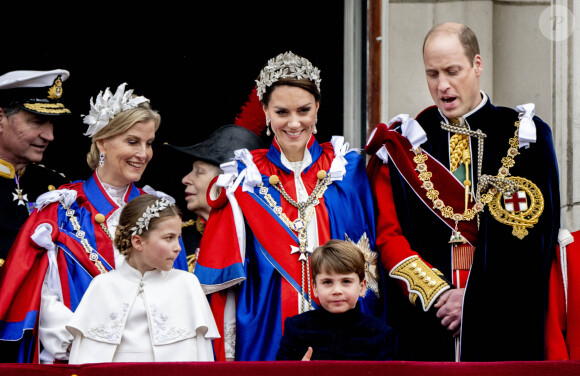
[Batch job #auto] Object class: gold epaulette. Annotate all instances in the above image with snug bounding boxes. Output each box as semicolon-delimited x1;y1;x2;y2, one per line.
389;256;450;311
182;219;195;228
187;254;196;273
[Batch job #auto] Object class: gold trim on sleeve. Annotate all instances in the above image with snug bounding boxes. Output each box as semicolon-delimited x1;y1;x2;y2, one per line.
390;256;450;311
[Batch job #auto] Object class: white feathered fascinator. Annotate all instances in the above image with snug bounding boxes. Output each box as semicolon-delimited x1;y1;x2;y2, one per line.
82;82;149;137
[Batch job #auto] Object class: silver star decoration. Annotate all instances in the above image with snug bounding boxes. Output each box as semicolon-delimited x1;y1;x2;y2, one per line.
345;232;380;298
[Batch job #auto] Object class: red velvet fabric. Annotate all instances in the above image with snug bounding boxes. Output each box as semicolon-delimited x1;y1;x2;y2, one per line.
546;230;580;360
1;361;579;376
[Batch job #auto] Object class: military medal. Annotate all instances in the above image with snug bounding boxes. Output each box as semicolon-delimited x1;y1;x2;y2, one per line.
12;173;28;206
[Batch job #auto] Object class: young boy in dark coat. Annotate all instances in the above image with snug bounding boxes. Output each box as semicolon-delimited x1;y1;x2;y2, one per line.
276;239;394;360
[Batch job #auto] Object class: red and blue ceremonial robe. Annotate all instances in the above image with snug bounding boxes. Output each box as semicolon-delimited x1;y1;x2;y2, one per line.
365;98;560;361
0;172;188;363
194;136;385;361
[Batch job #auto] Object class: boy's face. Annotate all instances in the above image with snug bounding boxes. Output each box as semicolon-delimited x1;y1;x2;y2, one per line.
313;271;367;314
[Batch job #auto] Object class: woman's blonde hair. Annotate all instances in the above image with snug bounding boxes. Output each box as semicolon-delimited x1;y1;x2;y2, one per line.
86;100;161;170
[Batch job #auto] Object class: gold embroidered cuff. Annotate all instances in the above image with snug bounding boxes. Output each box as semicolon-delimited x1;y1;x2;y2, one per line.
390;256;450;311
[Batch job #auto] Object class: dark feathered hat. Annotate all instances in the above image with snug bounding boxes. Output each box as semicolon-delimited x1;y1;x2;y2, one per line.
165;87;266;166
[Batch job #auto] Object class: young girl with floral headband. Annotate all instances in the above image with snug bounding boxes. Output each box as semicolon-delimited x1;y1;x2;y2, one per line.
66;194;219;363
0;83;188;363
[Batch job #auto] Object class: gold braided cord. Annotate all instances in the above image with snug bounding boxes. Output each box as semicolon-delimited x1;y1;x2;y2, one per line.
258;171;332;312
187;254;197;273
99;223;113;240
22;102;71;114
449;133;469;172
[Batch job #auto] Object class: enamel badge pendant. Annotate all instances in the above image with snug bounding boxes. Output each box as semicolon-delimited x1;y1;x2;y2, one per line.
449;221;467;245
487;176;544;239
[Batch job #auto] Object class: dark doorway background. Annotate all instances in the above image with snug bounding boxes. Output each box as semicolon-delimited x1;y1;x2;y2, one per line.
3;2;346;218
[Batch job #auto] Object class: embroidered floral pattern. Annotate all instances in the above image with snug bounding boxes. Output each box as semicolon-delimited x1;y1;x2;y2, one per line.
87;302;130;342
224;324;236;359
150;304;192;344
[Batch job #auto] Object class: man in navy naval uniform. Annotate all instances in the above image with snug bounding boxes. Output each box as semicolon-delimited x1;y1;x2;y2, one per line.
0;69;72;268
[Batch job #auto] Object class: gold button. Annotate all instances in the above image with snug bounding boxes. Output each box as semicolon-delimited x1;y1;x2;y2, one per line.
317;170;327;180
48;185;55;191
95;213;106;223
269;175;279;185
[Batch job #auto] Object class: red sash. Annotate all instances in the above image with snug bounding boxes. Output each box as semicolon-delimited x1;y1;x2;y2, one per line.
379;127;478;246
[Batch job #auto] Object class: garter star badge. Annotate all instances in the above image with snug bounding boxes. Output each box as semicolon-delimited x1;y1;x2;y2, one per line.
345;233;380;298
487;176;544;239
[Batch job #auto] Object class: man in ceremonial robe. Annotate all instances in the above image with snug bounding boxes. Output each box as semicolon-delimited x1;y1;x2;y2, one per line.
365;22;560;361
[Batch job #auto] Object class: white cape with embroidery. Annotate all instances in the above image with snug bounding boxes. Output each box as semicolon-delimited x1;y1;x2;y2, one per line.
66;262;219;363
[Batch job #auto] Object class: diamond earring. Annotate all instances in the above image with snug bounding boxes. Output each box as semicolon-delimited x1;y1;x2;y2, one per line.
265;115;271;136
99;152;105;167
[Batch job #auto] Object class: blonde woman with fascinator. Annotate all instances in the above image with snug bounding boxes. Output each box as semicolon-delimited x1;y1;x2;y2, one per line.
0;83;188;364
194;52;386;361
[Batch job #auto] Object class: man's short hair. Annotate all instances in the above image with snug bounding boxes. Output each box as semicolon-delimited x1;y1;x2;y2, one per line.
423;23;480;65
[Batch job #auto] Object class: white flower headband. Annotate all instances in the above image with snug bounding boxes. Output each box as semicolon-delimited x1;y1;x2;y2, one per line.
255;51;321;101
130;197;174;236
82;82;149;138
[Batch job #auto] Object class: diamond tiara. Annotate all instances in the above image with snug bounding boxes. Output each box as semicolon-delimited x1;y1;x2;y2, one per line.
255;51;321;101
82;82;149;138
130;197;174;236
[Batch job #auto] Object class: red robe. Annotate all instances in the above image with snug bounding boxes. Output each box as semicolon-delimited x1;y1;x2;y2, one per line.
545;229;580;359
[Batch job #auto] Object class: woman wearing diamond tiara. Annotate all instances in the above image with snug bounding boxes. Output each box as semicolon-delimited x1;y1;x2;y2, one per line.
67;194;219;363
0;83;188;363
194;51;385;361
